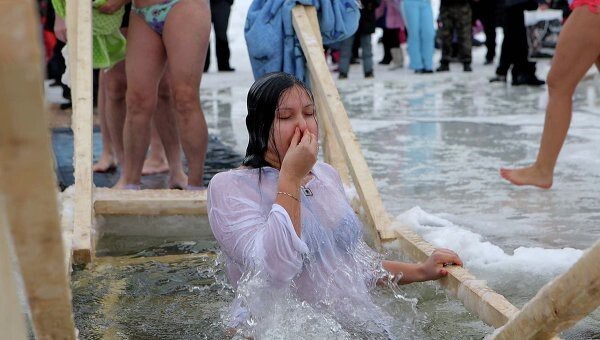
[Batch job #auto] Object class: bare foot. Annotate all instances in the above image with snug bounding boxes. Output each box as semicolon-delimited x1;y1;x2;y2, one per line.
112;178;126;189
112;179;141;190
499;165;553;189
93;155;117;173
168;170;188;190
142;158;169;175
111;179;125;189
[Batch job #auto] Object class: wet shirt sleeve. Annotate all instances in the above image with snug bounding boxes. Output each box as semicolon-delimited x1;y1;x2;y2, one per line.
208;172;309;284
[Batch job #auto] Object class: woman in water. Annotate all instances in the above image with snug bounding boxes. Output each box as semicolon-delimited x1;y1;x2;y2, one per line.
500;0;600;188
207;72;462;337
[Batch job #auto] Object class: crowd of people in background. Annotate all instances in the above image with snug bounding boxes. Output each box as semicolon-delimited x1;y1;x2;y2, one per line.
38;0;594;190
327;0;571;81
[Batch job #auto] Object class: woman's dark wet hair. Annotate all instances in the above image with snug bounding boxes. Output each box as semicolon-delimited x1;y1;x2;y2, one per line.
243;72;316;169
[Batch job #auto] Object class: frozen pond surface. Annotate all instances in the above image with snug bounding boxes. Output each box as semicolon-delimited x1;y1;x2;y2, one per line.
341;74;600;252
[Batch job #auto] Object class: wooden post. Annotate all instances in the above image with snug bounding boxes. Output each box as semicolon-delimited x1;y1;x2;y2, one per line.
0;1;77;338
491;239;600;339
292;4;521;329
292;5;390;250
303;7;352;186
67;0;95;264
0;199;28;340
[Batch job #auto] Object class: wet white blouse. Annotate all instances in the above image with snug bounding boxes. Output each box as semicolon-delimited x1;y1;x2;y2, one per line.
208;161;392;335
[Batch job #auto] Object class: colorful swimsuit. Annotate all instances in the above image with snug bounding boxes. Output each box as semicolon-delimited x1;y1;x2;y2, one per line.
132;0;181;35
570;0;600;13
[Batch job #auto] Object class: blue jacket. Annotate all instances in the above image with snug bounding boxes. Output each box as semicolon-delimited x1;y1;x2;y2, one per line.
245;0;360;83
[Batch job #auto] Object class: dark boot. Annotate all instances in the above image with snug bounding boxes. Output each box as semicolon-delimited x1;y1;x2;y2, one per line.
489;75;507;83
512;74;545;86
436;62;450;72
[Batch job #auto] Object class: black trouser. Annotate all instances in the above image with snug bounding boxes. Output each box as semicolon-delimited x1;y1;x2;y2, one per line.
381;28;400;62
473;0;498;61
205;0;232;70
47;40;66;82
496;3;534;77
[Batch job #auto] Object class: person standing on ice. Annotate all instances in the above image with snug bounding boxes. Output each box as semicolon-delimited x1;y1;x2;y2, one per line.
52;0;188;188
204;0;235;72
402;0;436;73
115;0;211;190
338;0;381;79
488;0;545;85
375;0;406;69
207;72;462;337
500;0;600;188
436;0;473;72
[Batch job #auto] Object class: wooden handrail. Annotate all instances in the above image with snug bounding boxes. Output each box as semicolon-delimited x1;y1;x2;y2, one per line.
94;188;208;215
491;239;600;339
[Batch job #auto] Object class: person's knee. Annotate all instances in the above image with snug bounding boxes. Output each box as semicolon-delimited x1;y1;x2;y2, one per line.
172;86;200;117
105;73;127;101
546;71;574;96
126;89;155;121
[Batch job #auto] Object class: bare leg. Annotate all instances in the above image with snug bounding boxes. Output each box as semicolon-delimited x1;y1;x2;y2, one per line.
500;8;600;188
141;122;170;175
103;60;127;167
115;13;167;188
93;70;118;172
152;74;188;188
162;0;211;187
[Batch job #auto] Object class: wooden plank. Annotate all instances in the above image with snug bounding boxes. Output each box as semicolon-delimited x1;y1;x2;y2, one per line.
293;5;388;250
66;0;77;86
94;188;208;215
303;8;352;186
491;239;600;339
0;1;77;338
385;227;520;328
68;0;95;264
0;198;28;340
316;90;352;184
292;5;520;329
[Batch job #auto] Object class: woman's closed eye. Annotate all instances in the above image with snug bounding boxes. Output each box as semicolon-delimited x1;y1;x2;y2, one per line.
276;110;293;119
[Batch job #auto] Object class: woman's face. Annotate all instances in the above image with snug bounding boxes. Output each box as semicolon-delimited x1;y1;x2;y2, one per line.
265;86;318;166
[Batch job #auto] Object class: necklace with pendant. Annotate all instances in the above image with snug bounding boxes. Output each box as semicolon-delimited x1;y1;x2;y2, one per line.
301;185;313;196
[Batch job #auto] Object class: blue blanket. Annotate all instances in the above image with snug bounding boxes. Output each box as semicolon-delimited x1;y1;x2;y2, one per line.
245;0;360;83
